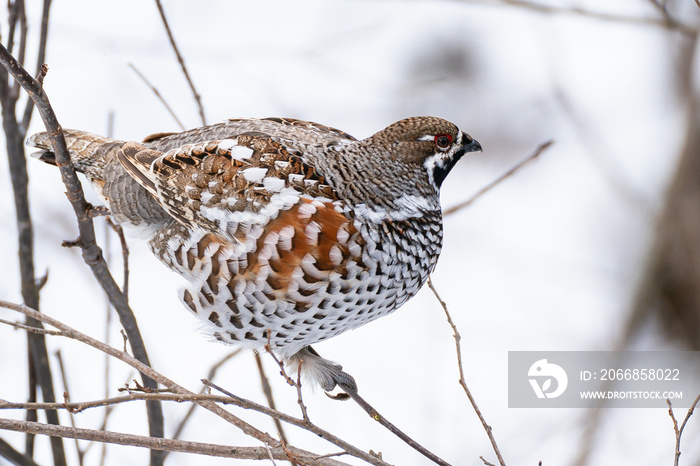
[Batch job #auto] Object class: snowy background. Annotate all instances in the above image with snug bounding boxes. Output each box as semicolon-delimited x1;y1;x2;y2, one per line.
1;0;699;465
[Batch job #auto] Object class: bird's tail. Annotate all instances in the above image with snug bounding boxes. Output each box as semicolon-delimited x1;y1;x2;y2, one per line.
26;130;124;181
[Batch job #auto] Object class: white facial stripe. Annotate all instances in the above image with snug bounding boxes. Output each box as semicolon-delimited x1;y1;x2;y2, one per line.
423;147;459;190
423;155;438;188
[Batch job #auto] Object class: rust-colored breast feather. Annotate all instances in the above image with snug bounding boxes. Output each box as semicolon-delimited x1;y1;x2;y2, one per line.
249;198;361;290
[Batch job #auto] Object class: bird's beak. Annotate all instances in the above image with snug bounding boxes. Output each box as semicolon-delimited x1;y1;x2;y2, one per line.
462;133;482;153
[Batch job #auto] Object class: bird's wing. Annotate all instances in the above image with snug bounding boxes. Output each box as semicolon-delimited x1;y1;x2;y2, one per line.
117;134;351;241
142;117;357;153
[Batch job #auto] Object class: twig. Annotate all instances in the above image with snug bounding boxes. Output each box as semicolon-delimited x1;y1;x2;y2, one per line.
161;350;240;462
0;418;314;461
54;350;85;465
105;217;130;300
88;205;110;217
0;391;370;419
295;359;309;423
254;352;293;453
262;334;444;463
0;317;61;336
0;44;166;466
35;270;49;291
263;334;310;422
0;392;184;415
265;350;296;385
100;203;114;466
0;389;380;466
0;436;40;466
264;333;296;386
444;140;553;216
314;452;351;461
280;438;303;465
338;383;450;466
8;0;27;100
646;0;687;29
457;0;697;34
166;349;241;451
203;381;388;466
0;300;386;466
19;0;50;134
81;372;134;463
0;1;66;463
153;0;206;125
0;301;268;446
668;400;680;466
127;62;186;131
667;394;700;466
25;356;38;461
428;277;506;466
265;443;278;465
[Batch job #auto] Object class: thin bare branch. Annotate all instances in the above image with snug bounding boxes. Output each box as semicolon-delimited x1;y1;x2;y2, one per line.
0;418;315;461
7;0;27;102
455;0;697;34
294;360;310;423
153;0;206;125
0;300;387;466
677;395;700;450
127;62;186;131
19;0;52;135
14;1;27;93
24;359;37;462
0;4;66;463
100;204;114;466
0;436;40;466
263;334;310;422
0;43;166;466
0;317;61;336
338;383;450;466
667;394;700;466
0;388;376;466
202;381;389;466
0;393;298;414
444;140;552;216
105;217;130;300
667;400;680;466
6;1;19;57
166;349;241;451
265;442;278;465
254;352;293;456
428;277;506;466
82;373;134;463
54;350;86;466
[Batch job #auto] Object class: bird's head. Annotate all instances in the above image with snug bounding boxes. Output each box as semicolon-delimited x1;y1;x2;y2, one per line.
370;116;482;190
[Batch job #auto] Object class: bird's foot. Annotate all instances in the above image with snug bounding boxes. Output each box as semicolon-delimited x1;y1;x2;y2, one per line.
287;346;357;392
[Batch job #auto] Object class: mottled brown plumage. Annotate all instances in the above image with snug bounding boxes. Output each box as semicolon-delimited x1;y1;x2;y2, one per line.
28;116;481;390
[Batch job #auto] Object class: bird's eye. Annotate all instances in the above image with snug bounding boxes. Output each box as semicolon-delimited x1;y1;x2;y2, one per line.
434;134;452;150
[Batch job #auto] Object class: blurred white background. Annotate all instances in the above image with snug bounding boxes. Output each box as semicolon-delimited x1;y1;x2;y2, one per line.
1;0;699;465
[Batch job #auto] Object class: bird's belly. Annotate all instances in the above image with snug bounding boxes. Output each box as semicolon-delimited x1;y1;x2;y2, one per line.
150;217;442;356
